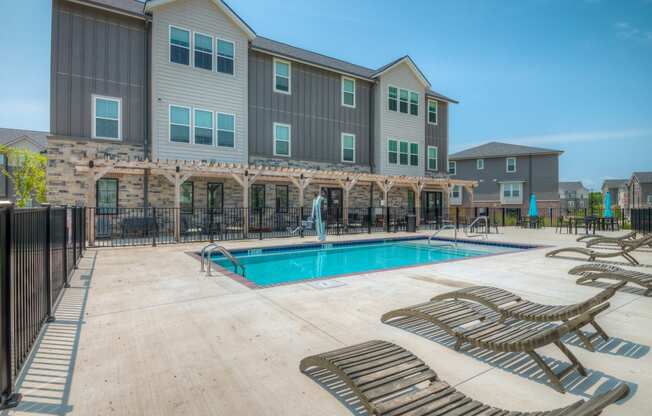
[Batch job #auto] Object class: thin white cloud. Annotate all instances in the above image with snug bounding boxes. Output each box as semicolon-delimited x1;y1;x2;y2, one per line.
614;21;652;45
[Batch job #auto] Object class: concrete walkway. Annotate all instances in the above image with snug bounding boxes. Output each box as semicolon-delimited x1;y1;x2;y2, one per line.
7;228;652;415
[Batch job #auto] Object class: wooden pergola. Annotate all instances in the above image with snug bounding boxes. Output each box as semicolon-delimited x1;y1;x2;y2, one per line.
75;157;477;244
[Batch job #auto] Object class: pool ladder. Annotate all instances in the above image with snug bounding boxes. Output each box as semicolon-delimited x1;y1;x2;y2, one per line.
428;224;458;246
201;243;246;277
464;216;490;240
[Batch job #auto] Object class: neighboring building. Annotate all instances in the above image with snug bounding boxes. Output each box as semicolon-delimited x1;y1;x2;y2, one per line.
601;179;627;210
559;181;589;211
0;128;49;202
628;172;652;209
448;142;563;212
47;0;469;222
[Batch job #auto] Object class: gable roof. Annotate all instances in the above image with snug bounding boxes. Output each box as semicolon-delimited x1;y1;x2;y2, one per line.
602;179;627;189
632;172;652;184
559;181;586;192
0;128;49;150
370;56;431;88
449;141;564;160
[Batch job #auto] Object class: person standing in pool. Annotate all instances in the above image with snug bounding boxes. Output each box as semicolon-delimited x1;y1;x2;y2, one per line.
311;190;327;241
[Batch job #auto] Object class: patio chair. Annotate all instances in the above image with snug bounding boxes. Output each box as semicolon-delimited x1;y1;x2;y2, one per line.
569;263;652;296
545;235;652;265
381;299;609;392
429;283;624;351
300;340;629;415
586;232;649;248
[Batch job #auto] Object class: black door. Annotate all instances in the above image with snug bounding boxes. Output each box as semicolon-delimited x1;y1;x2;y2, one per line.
325;188;343;223
422;191;443;224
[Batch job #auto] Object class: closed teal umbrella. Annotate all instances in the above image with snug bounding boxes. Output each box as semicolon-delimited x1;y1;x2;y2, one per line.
603;192;613;218
528;194;538;217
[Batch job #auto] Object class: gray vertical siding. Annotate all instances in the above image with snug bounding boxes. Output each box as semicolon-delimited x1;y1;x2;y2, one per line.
248;51;371;167
425;100;448;174
50;0;147;145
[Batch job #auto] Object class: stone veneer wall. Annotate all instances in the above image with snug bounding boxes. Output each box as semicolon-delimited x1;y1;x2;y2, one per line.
47;137;145;207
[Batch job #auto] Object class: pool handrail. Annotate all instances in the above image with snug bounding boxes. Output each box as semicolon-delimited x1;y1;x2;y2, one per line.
201;243;246;277
464;216;489;240
428;224;457;246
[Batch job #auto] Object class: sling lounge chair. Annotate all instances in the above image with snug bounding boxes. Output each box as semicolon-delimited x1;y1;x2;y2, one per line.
586;233;651;248
569;263;652;296
381;299;609;392
545;235;652;265
300;340;629;415
430;283;625;351
577;230;636;243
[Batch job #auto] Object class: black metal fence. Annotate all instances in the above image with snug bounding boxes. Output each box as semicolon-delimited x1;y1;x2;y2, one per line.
631;208;651;234
0;206;85;409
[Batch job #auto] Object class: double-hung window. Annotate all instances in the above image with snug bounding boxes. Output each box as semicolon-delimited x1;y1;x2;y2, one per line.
477;159;484;170
217;113;235;147
273;123;291;156
217;39;234;75
92;95;121;140
388;139;398;164
451;185;461;199
194;33;213;70
506;157;516;172
342;77;355;107
428;100;438;124
341;133;355;163
274;58;291;94
409;92;419;116
501;182;523;204
194;109;213;145
170;26;190;65
399;89;409;114
170;105;191;143
448;160;456;175
96;178;118;215
399;141;409;165
409;143;419;166
388;87;398;111
427;146;438;171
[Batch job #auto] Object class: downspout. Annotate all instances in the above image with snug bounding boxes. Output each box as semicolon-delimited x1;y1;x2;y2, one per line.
368;81;375;206
143;18;152;209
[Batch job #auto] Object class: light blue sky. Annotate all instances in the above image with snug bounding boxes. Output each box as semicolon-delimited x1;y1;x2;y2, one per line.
0;0;650;190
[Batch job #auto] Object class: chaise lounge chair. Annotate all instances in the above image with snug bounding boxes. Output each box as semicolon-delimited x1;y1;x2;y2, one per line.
300;340;629;415
545;235;652;265
577;230;636;244
586;233;652;248
381;299;608;393
429;283;625;351
569;263;652;296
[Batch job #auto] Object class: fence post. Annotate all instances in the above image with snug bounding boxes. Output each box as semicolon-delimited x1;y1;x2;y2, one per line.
63;208;69;288
455;208;460;229
44;206;55;323
300;207;304;238
71;207;77;268
152;207;157;247
367;207;372;234
0;206;21;409
549;208;553;228
385;206;389;233
258;209;263;240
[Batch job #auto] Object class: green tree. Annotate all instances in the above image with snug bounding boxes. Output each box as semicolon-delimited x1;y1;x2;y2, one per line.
0;146;47;207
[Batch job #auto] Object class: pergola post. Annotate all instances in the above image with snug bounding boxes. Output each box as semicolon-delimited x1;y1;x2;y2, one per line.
375;180;394;229
337;177;358;226
411;181;424;226
161;170;192;242
232;171;259;238
289;174;312;212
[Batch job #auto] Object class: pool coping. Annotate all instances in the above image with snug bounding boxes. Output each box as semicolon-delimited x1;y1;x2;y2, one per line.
188;236;548;289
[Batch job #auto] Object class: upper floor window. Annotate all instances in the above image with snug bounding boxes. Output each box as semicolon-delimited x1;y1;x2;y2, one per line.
399;141;409;165
273;123;291;156
217;39;234;75
427;146;438;171
399;89;409;113
428;100;438;124
92;95;121;140
170;26;190;65
194;33;213;71
388;87;398;111
217;113;235;147
506;157;516;173
274;58;291;94
388;139;398;164
476;159;484;170
170;105;191;143
194;109;213;145
448;160;456;175
409;92;419;116
502;182;522;199
451;185;461;199
388;139;418;166
341;133;355;163
342;77;356;108
409;143;419;166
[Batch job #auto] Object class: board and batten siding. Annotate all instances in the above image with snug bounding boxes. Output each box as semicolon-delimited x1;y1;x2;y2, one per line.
375;62;427;177
425;100;448;175
150;0;248;163
248;51;372;167
50;0;147;145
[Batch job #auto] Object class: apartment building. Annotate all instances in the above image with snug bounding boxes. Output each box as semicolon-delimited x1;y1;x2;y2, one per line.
448;142;562;212
601;179;627;210
47;0;471;223
559;181;589;211
627;172;652;209
0;128;48;203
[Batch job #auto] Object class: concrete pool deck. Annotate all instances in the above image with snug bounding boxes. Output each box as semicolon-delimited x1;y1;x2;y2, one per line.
7;228;652;415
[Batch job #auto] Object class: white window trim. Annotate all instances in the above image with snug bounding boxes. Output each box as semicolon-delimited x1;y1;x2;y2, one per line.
169;104;192;144
387;84;420;116
273;57;291;95
193;31;214;71
169;25;191;66
216;112;236;148
427;145;438;171
500;182;523;204
341;133;356;163
216;37;236;76
477;159;484;170
448;160;457;175
341;76;356;108
273;122;291;157
387;85;398;112
450;185;462;205
647;195;652;204
92;94;122;141
506;157;517;173
408;91;419;116
387;138;398;165
427;99;438;125
193;107;214;145
408;142;419;167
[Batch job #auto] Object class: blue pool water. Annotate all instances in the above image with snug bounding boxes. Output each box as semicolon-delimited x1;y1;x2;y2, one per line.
211;238;528;287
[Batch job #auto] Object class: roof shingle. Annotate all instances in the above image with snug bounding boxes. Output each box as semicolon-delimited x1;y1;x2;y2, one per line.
449;141;563;160
633;172;652;184
0;128;49;149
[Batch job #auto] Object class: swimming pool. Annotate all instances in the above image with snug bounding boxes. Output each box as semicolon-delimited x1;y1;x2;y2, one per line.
209;237;533;288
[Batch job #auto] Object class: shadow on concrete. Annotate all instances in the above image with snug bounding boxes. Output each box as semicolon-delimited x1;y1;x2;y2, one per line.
5;252;97;415
576;279;651;297
561;331;650;358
